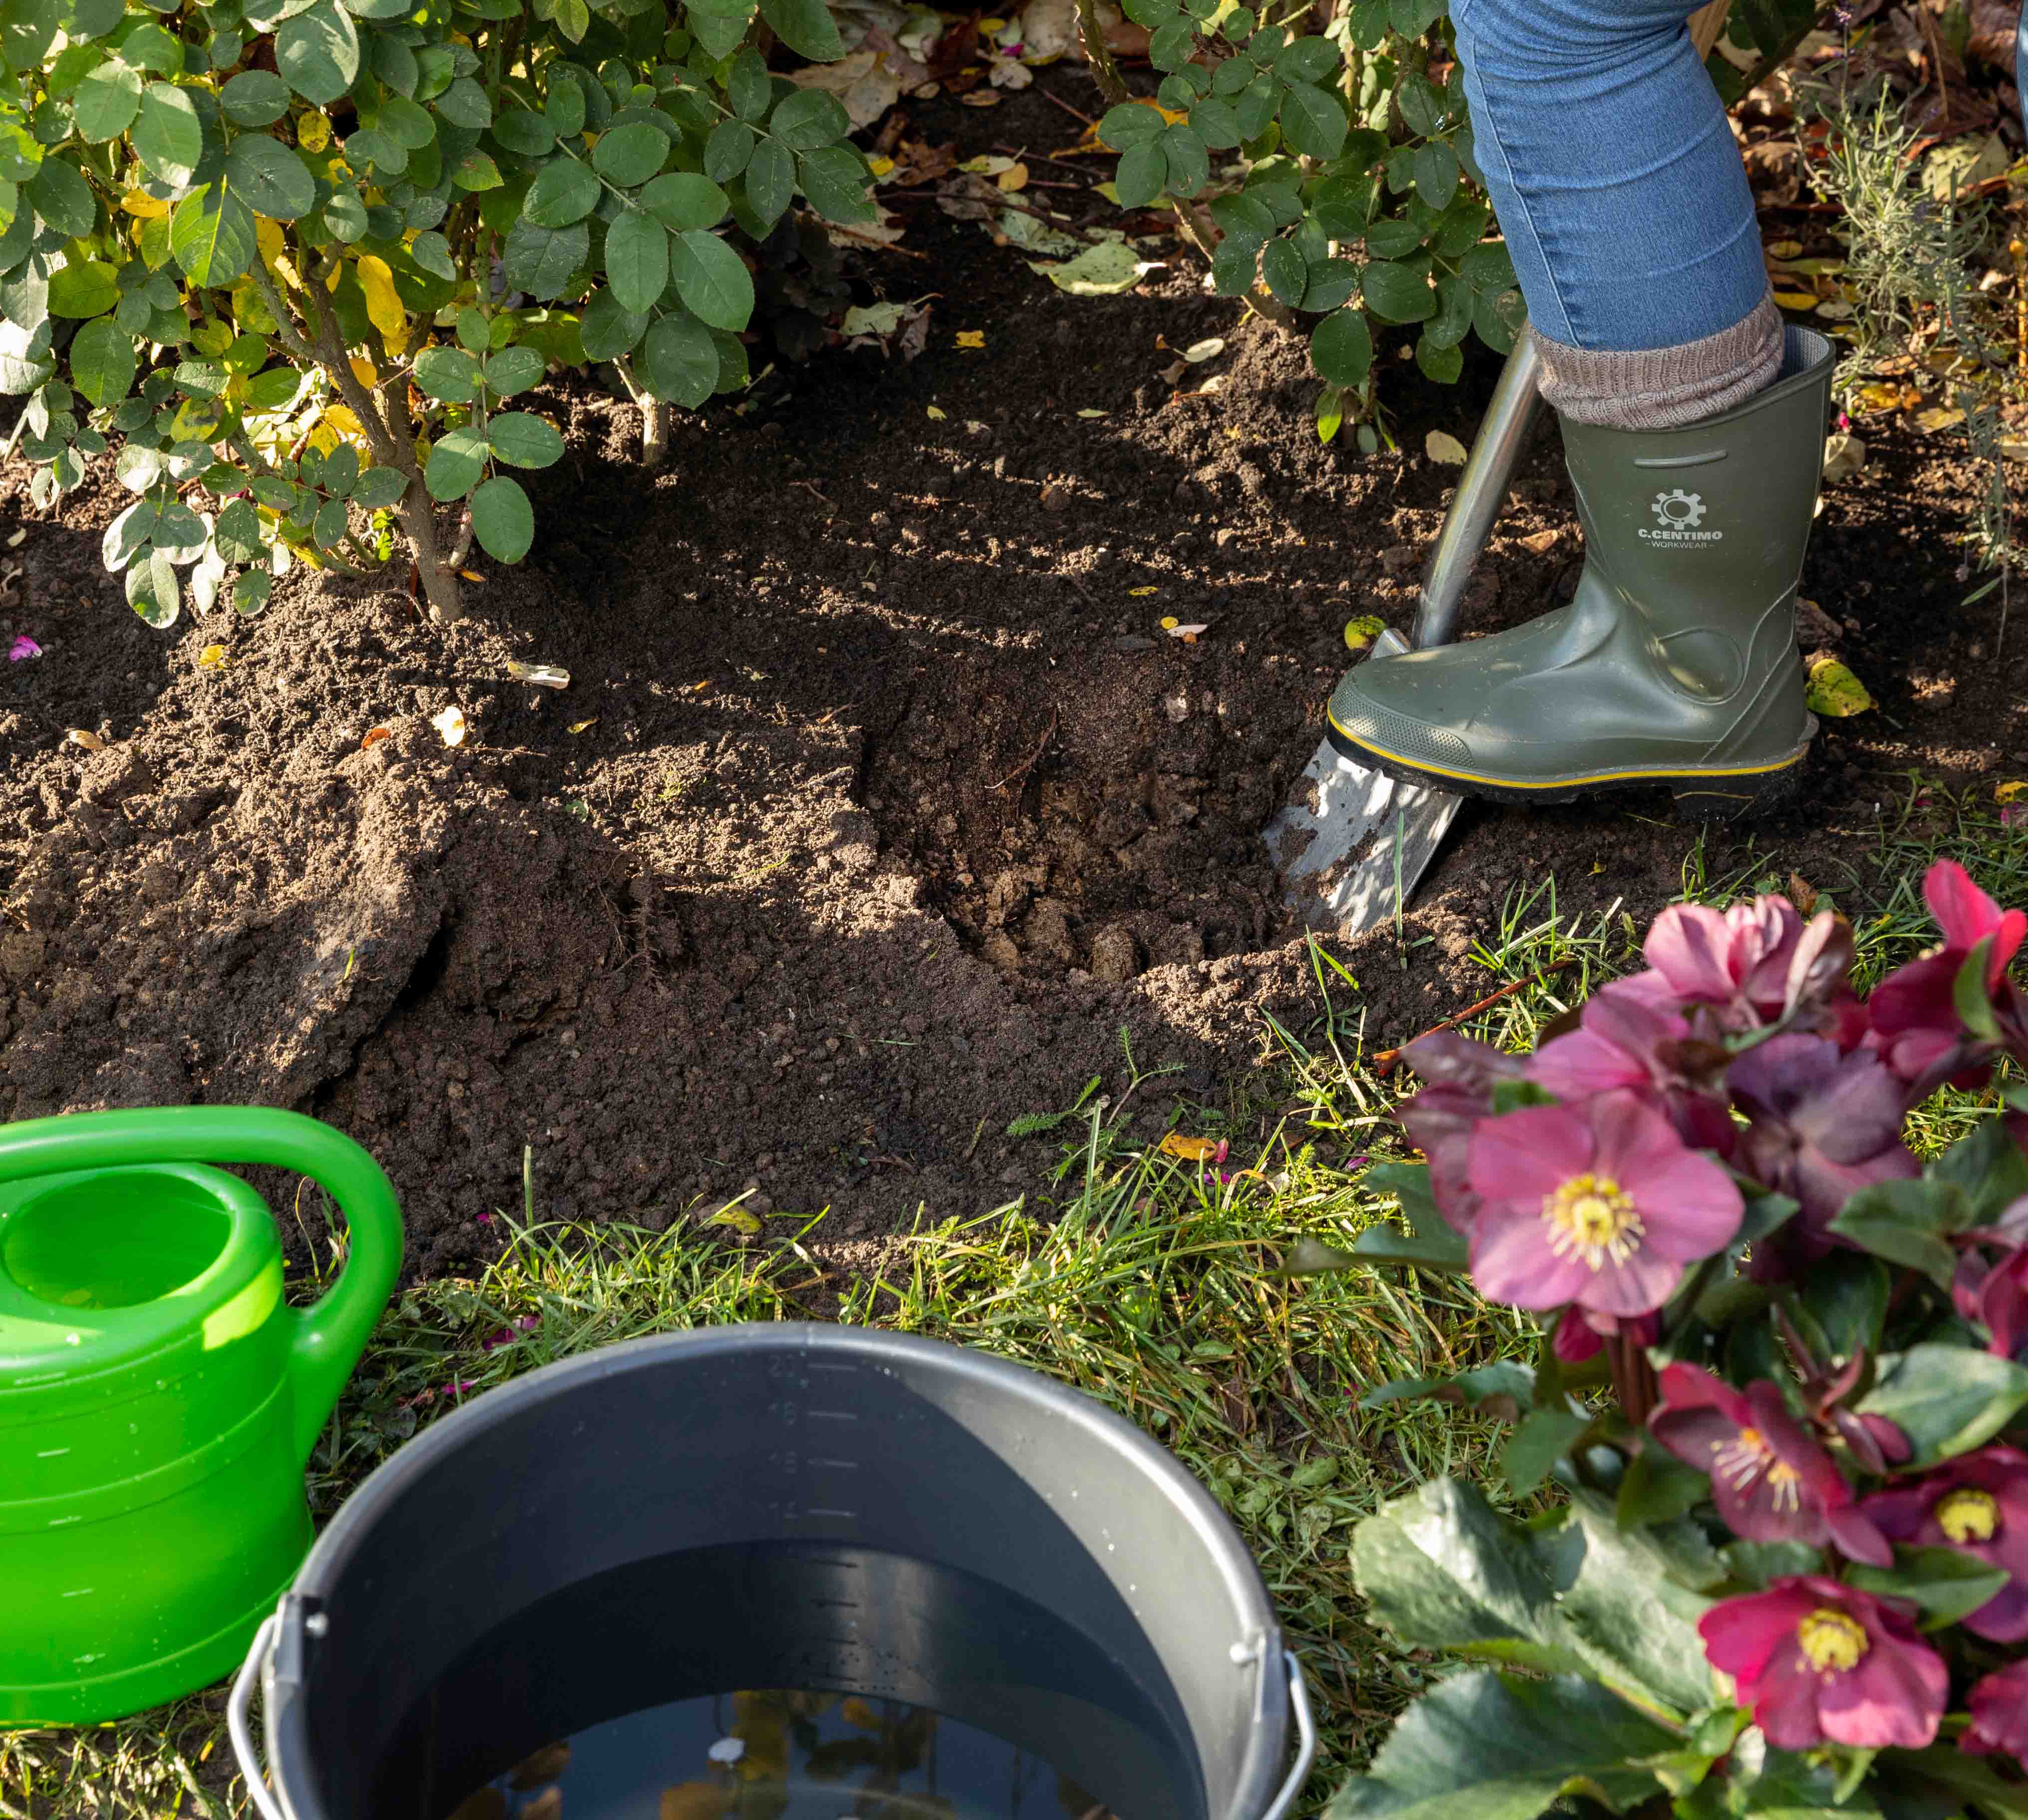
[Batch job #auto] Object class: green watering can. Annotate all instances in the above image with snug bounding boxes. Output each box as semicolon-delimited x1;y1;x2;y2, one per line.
0;1107;402;1726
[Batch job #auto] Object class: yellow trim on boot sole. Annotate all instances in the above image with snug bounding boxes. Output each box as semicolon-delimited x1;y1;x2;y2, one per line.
1328;712;1807;792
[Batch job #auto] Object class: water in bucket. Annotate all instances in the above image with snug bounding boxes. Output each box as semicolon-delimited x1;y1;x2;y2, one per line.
446;1690;1113;1820
411;1543;1179;1820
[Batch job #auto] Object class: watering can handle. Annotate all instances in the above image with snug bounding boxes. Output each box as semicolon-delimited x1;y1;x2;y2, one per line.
0;1106;403;1463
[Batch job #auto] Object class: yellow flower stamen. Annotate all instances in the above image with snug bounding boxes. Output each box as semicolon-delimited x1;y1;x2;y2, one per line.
1937;1488;2001;1546
1540;1172;1644;1271
1709;1427;1803;1512
1796;1607;1869;1675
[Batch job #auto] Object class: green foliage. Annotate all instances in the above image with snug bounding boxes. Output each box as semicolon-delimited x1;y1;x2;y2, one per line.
1094;0;1521;422
0;0;869;624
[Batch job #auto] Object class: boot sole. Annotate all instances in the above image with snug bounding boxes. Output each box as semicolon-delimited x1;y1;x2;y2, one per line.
1324;717;1807;824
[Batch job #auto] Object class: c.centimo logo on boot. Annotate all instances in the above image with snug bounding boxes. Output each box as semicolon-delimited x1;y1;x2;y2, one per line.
1642;488;1723;544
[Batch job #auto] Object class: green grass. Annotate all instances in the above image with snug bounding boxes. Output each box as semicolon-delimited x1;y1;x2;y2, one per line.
7;771;2026;1818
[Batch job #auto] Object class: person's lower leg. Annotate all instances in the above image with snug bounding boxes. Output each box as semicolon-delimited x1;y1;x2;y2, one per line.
1451;0;1780;429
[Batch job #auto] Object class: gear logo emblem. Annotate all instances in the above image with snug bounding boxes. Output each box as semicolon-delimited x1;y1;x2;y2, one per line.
1652;488;1707;529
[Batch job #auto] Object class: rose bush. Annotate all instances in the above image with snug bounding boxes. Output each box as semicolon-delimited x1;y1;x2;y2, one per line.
1322;860;2028;1819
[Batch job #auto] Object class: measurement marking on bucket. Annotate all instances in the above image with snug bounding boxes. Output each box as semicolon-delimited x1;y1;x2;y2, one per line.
807;1408;858;1422
806;1508;859;1521
810;1457;859;1470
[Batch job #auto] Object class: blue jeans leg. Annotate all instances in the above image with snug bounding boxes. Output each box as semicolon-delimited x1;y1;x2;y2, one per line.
1451;0;1772;353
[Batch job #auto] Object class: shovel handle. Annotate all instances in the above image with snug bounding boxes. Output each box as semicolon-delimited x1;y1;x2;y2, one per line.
1412;331;1544;653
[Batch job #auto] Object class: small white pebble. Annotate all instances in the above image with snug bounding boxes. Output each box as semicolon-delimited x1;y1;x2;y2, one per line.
707;1737;745;1766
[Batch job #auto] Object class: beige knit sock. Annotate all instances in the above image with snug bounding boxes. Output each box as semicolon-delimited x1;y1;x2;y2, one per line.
1530;290;1784;430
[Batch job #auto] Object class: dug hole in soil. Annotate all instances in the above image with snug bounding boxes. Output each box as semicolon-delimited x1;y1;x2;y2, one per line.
2;74;2023;1282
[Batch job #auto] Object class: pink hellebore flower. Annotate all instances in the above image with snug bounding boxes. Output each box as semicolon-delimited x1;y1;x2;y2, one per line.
1397;1032;1525;1238
1639;895;1806;1028
1870;860;2026;1086
1648;1364;1890;1564
8;634;39;661
1527;986;1735;1155
1464;1089;1742;1317
1862;1447;2028;1642
1697;1577;1947;1751
1551;1306;1657;1363
1726;1034;1918;1250
1955;1244;2028;1362
1962;1658;2028;1760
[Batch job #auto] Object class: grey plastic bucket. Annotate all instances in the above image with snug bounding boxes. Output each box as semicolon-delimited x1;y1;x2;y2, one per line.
230;1324;1313;1820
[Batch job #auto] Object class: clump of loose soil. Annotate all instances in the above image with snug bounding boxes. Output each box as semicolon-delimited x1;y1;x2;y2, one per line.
1;71;2022;1278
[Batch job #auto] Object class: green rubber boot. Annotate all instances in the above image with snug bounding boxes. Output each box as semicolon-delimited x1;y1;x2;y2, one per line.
1327;325;1834;821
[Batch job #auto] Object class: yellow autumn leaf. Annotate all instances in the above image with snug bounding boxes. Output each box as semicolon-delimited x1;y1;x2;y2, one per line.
868;155;895;177
197;644;226;668
354;254;408;353
121;190;169;219
1772;290;1818;310
1129;585;1159;596
319;404;367;449
926;405;946;420
1997;782;2028;803
1916;405;1965;433
567;718;599;734
995;161;1028;192
1855;383;1901;413
1766;238;1803;259
658;1788;723;1820
1159;1133;1220;1161
66;728;106;751
1343;614;1387;652
706;1204;762;1234
955;330;985;349
350;355;379;390
1804;655;1874;718
1160;615;1179;629
431;706;468;747
296;112;331;153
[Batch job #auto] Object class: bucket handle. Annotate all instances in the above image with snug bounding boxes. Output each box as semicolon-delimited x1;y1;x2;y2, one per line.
0;1106;403;1464
229;1611;289;1820
1256;1649;1316;1820
229;1612;1317;1820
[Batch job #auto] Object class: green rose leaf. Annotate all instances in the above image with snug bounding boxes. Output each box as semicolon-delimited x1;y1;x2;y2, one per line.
1829;1179;1967;1289
742;138;793;233
125;546;180;627
638;308;717;407
577;285;645;360
483;345;543;397
604;207;668;315
1474;284;1525;354
1302;257;1356;314
214;494;263;563
275;0;360;104
26;158;95;237
796;146;874;225
225;137;315;221
1159;122;1207;197
641;170;729;232
1360;1362;1534;1420
171;182;257;286
592;121;667;188
487;410;563;469
72;57;140;142
727;47;772;121
1462;238;1518;294
672;228;752;332
220;68;292;126
1279;80;1348;160
524;158;601;227
1395;68;1445;137
424;424;486;500
1324;1673;1677;1820
131;80;202;185
1362;257;1436;323
1113;141;1167;211
45;256;117;317
348;465;407;509
1412;139;1460;211
1274;32;1336;81
1096;100;1162;150
1856;1345;2028;1468
413;343;482;402
234;567;273;617
68;314;134;403
704;119;755;184
433;75;491;129
468;472;533;562
322;185;368;241
1260;236;1305;306
491;105;553;157
502;217;587;301
758;0;844;62
769;87;848;152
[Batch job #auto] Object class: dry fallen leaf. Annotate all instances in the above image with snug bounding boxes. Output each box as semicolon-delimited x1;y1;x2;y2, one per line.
1425;430;1469;465
1159;1133;1220;1161
197;644;226;668
1160;615;1179;629
1788;872;1819;914
1772;290;1818;310
361;726;392;748
1166;622;1208;641
1343;614;1387;653
1075;408;1106;418
506;661;570;689
65;728;105;751
706;1203;763;1234
926;404;947;420
1915;406;1965;433
660;1787;725;1820
1997;781;2028;803
1765;238;1804;259
1518;528;1559;556
1129;585;1159;596
1182;336;1226;363
567;718;599;734
955;330;985;349
457;568;485;583
960;89;1001;106
1821;433;1867;482
1804;655;1873;718
431;705;468;747
4;528;24;548
995;161;1028;191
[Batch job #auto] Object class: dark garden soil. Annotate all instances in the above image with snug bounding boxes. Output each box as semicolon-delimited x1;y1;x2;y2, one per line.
2;73;2024;1283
